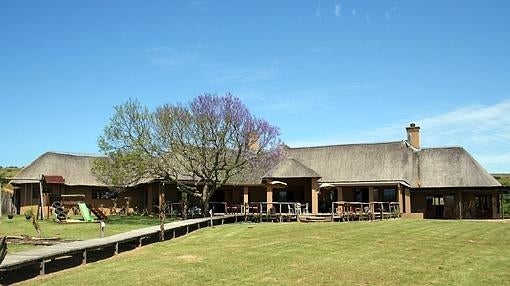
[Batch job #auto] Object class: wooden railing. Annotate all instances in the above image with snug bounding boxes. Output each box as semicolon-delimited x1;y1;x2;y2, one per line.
153;202;202;218
331;201;400;221
209;202;310;217
209;202;244;215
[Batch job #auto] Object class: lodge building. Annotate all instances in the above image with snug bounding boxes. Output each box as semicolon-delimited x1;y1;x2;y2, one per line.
9;124;504;219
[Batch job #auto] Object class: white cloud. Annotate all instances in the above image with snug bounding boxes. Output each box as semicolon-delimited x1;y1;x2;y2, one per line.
308;47;333;54
211;64;279;84
147;46;200;67
315;2;322;19
146;46;172;53
241;82;374;114
351;9;357;17
334;4;341;17
385;12;391;20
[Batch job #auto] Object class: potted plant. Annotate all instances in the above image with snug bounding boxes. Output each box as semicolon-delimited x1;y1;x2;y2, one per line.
7;204;15;219
25;207;34;220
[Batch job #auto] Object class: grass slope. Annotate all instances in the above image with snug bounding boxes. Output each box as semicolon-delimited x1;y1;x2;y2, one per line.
0;167;21;180
493;174;510;186
22;220;510;286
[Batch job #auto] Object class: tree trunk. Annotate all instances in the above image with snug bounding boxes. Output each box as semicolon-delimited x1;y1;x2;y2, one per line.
182;200;188;220
202;184;209;217
159;209;165;241
201;184;218;217
159;185;166;241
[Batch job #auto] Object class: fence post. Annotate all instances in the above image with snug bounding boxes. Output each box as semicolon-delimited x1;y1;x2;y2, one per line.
331;202;334;221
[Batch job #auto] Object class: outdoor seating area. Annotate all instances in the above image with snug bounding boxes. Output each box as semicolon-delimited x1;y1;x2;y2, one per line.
209;201;309;222
332;201;401;221
209;201;400;222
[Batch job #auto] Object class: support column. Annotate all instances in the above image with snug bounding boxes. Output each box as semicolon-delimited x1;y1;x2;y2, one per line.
501;192;505;219
337;187;343;201
38;178;45;220
457;191;463;220
146;187;153;213
266;184;273;212
492;193;498;219
368;187;375;214
40;260;46;275
397;184;403;214
404;189;411;214
243;187;249;204
158;183;165;210
311;178;319;214
82;250;87;265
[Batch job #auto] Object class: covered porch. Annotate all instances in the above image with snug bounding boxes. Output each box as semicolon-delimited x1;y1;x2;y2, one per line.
210;178;407;218
410;187;505;219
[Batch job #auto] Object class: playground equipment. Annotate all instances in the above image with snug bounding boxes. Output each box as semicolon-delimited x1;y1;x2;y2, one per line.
52;194;107;223
78;202;94;222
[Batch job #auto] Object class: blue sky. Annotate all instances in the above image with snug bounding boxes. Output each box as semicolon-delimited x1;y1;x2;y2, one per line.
1;1;509;172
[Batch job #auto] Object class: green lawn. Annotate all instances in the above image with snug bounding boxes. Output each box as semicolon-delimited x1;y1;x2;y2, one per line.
1;215;162;252
20;219;510;286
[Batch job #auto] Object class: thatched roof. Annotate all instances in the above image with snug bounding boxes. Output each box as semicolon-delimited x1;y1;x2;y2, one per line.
10;152;107;187
417;147;500;188
11;139;500;189
285;142;415;183
275;141;501;188
263;157;320;179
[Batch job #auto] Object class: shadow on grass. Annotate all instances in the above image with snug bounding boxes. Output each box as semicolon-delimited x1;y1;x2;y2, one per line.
105;215;171;226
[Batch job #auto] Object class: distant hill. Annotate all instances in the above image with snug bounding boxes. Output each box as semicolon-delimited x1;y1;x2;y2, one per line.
0;167;21;181
493;174;510;186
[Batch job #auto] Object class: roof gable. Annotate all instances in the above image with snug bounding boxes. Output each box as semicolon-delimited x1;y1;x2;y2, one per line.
11;152;107;186
286;141;416;184
264;157;321;179
417;147;500;187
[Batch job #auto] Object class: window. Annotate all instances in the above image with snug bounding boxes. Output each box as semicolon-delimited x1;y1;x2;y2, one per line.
32;186;40;199
433;196;444;206
426;196;433;209
92;190;118;200
475;195;490;210
354;188;368;202
444;195;455;207
32;186;52;199
426;195;445;207
275;190;287;202
383;189;396;202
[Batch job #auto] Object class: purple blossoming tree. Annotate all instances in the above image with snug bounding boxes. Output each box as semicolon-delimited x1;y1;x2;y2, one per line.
94;93;283;217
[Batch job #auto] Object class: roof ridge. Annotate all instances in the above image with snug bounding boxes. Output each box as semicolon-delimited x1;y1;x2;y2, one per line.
48;151;106;158
288;141;403;150
421;146;463;150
